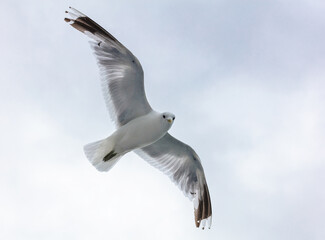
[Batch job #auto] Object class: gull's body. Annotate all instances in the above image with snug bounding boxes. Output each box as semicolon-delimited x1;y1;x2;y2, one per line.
85;111;174;172
65;7;212;229
113;111;174;154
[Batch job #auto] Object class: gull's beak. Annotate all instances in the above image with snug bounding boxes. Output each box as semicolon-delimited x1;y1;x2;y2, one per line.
167;118;172;123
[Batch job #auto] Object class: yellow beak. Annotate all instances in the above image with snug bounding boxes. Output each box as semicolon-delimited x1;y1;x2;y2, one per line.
167;119;172;123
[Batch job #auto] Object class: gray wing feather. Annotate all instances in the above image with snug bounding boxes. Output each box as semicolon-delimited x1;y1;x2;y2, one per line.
91;42;152;126
134;133;212;229
65;7;152;126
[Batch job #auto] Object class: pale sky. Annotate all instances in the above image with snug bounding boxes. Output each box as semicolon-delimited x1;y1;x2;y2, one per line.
0;0;325;239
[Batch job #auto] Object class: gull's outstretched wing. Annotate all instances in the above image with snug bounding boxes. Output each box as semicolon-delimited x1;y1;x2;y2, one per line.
65;7;152;126
134;133;212;229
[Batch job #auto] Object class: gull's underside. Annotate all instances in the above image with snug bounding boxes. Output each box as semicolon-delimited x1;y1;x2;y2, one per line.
65;7;212;229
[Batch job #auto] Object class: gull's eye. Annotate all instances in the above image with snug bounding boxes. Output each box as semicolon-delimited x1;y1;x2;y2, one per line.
163;115;166;118
173;117;175;120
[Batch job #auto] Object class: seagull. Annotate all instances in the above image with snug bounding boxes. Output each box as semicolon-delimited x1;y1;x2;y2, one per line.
64;7;212;229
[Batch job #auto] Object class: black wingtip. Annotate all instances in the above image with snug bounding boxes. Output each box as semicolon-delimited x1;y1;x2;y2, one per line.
194;183;212;229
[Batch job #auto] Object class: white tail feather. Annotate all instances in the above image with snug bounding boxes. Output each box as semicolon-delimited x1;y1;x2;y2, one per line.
83;137;120;172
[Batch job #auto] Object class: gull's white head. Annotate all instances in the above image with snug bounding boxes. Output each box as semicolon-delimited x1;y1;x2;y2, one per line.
161;112;175;125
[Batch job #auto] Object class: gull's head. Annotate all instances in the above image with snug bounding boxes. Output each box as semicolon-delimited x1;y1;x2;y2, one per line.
162;112;175;125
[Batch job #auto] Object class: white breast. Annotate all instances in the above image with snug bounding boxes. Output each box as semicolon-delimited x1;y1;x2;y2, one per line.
113;111;171;154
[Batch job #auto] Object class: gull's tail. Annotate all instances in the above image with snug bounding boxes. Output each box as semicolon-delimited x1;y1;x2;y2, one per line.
84;136;121;172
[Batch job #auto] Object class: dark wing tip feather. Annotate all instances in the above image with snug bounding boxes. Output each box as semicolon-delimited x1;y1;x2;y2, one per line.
194;183;212;229
64;8;121;45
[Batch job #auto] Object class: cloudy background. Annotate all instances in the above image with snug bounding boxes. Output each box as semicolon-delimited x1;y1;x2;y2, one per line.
1;0;324;239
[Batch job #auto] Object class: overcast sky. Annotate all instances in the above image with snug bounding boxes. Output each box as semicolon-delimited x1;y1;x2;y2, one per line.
1;0;325;239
